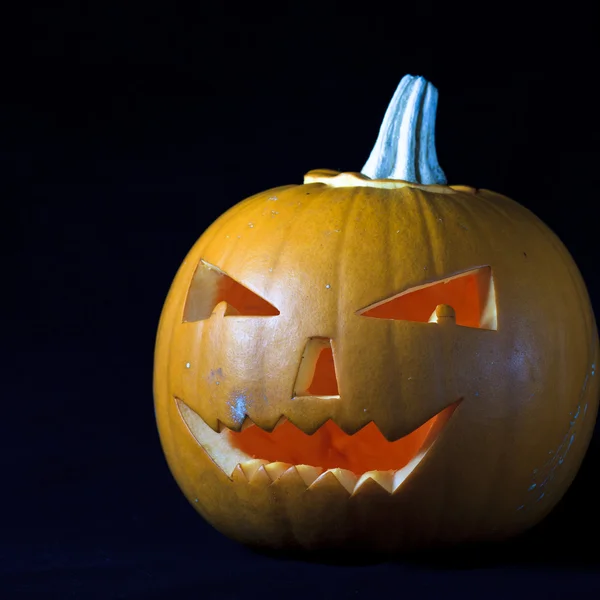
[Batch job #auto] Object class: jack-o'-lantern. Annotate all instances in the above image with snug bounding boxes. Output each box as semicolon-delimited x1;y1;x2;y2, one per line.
153;75;599;552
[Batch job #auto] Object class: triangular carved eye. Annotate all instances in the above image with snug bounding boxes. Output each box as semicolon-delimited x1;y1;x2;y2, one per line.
357;266;497;330
183;260;280;322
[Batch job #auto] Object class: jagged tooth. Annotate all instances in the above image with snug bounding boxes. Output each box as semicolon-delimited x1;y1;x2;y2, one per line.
375;399;461;442
327;468;358;494
353;477;391;498
354;470;394;495
231;464;248;483
334;419;371;437
392;454;426;492
175;398;220;433
249;464;272;486
345;416;412;442
308;470;352;496
254;414;287;433
285;414;330;436
264;461;291;482
222;302;240;316
373;470;395;493
271;415;288;431
295;464;323;487
218;417;244;432
376;421;407;443
239;459;269;481
200;414;220;433
307;416;374;438
271;465;307;490
240;417;256;431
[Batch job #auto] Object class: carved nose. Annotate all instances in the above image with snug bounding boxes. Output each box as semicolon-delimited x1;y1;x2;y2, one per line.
294;337;339;397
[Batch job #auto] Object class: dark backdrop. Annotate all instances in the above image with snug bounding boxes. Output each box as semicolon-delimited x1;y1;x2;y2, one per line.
4;2;600;598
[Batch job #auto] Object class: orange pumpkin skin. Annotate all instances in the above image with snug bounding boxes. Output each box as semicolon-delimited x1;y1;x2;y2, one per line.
154;169;599;551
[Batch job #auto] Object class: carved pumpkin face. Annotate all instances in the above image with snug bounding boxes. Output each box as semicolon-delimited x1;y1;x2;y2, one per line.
154;169;599;551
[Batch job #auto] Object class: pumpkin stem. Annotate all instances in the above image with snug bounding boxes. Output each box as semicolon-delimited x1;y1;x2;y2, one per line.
361;74;447;185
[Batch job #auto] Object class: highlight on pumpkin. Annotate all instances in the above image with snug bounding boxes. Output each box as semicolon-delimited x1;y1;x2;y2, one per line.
358;266;497;330
183;259;279;321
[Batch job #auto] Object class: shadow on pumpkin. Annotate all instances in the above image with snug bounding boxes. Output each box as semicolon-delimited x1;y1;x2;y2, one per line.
248;432;599;569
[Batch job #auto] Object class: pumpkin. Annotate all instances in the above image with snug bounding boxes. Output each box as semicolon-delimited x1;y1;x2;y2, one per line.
153;75;599;552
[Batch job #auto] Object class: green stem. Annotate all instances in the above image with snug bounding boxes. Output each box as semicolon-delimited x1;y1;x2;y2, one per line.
361;75;447;185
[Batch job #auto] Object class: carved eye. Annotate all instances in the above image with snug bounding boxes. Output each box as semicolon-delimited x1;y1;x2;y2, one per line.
183;260;280;322
357;266;497;330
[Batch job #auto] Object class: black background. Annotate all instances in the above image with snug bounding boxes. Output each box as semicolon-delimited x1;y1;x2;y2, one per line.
4;2;600;598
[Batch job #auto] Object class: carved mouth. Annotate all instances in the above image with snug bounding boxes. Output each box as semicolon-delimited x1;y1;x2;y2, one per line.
175;398;459;495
